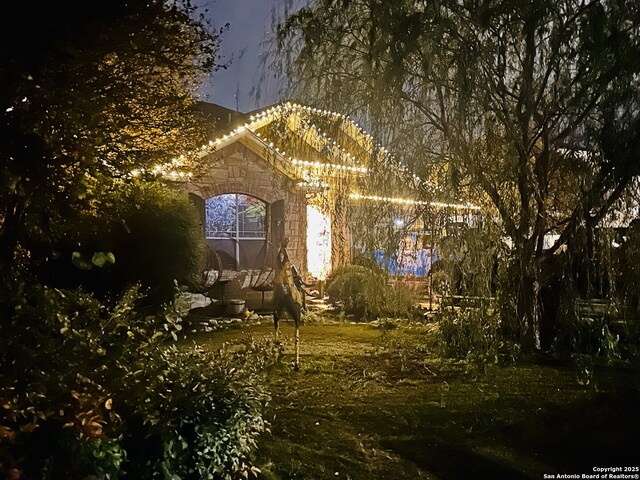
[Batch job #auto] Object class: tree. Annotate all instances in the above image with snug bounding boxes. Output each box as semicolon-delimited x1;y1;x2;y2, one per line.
0;3;277;478
278;0;640;351
0;0;220;284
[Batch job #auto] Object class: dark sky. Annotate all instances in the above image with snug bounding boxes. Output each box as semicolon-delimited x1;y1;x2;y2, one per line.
196;0;294;113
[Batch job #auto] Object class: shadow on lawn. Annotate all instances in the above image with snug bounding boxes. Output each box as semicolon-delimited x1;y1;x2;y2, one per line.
381;438;534;480
501;387;640;471
380;387;640;479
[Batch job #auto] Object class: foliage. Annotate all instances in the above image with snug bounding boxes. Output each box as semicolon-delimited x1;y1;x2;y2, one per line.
325;265;374;319
385;282;421;320
434;224;503;298
552;290;624;360
0;285;273;479
0;2;271;478
109;183;206;303
325;265;418;320
351;255;386;274
36;182;205;305
0;0;219;282
438;307;520;369
119;337;273;479
278;0;640;351
618;220;640;325
430;224;525;364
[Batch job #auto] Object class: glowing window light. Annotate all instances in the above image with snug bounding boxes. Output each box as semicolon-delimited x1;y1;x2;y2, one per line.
307;205;332;280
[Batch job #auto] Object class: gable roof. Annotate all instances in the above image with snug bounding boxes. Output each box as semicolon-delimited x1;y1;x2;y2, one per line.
157;101;479;210
197;102;248;132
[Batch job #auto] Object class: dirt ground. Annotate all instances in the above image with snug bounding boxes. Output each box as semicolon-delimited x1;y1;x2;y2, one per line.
193;320;640;480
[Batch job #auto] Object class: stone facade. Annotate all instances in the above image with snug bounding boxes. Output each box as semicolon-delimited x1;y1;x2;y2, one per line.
184;139;307;309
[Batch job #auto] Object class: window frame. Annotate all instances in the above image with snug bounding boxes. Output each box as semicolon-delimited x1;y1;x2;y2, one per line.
205;193;267;270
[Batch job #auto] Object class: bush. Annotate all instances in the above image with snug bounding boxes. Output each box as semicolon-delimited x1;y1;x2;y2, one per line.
38;182;205;306
0;285;273;479
325;265;374;318
325;265;418;320
110;183;205;304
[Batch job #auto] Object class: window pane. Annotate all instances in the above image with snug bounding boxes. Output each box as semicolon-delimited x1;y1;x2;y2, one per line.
208;239;237;269
205;194;236;238
238;239;266;269
237;194;266;238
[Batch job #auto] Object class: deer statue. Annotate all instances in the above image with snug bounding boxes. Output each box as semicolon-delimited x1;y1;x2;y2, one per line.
273;237;306;369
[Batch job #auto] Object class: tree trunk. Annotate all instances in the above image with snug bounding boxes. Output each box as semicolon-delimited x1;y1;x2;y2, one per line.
515;245;541;353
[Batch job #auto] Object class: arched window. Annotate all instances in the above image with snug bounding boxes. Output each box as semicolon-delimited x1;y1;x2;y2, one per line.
205;193;267;269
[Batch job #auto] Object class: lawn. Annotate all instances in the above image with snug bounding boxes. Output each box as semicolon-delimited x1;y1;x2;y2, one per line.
192;320;640;480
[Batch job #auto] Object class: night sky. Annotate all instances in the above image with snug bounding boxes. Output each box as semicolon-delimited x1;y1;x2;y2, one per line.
196;0;299;113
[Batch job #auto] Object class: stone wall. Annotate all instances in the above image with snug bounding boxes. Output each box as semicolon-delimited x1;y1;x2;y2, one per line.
184;140;307;309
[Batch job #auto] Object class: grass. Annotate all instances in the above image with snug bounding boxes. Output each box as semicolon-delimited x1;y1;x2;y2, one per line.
192;320;640;479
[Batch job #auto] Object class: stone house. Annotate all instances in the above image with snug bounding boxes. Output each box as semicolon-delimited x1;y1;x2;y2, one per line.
169;102;479;310
174;102;371;309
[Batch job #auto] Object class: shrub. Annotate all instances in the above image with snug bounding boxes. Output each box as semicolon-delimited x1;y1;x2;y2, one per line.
38;182;205;306
325;265;418;320
325;265;375;319
0;285;272;479
118;338;273;479
110;183;205;304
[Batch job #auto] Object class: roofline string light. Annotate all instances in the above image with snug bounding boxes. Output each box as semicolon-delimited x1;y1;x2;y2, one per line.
349;193;480;211
289;104;436;191
292;158;367;174
150;102;383;179
146;102;457;208
284;108;367;170
147;102;422;185
283;105;430;189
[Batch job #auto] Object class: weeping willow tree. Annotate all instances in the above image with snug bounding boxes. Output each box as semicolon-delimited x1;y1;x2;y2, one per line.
276;0;640;351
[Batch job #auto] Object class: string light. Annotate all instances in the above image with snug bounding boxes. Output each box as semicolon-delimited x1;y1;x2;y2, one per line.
146;101;468;211
297;179;330;189
292;158;367;174
349;193;480;210
154;101;383;178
